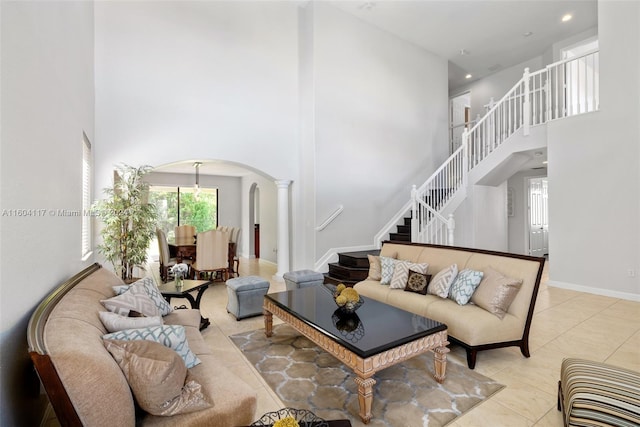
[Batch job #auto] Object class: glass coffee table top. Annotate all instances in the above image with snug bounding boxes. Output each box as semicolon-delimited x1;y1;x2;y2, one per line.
265;285;446;358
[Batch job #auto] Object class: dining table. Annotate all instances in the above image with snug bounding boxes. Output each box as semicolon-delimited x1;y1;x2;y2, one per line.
172;241;236;277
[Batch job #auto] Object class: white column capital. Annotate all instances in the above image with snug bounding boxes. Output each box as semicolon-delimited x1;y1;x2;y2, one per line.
274;179;292;189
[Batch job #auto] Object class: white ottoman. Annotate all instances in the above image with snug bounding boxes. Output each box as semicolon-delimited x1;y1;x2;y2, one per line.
226;276;270;320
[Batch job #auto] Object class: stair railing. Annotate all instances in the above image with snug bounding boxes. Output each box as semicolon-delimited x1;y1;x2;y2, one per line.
405;50;599;246
464;73;528;169
411;185;455;245
409;147;464;245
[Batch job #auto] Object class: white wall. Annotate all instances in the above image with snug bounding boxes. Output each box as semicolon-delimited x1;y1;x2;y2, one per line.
451;56;544;121
453;184;508;251
547;0;640;299
94;0;300;200
0;2;95;425
507;168;548;254
312;2;449;258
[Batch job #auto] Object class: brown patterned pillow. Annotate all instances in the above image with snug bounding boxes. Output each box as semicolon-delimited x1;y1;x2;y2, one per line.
404;270;432;295
390;261;429;289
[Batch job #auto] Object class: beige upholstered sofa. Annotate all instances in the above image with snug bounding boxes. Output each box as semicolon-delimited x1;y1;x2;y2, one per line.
354;241;545;369
27;263;257;427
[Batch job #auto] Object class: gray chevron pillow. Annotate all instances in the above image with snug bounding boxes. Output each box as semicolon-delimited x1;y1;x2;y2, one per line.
427;264;458;298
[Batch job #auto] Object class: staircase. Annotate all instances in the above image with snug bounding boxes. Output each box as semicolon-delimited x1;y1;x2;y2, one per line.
321;49;600;279
324;249;380;286
407;49;599;246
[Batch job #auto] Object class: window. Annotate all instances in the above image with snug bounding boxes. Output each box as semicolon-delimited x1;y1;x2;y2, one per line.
149;186;218;242
81;133;92;259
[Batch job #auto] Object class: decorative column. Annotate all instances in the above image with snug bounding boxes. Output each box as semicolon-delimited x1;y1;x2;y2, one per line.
274;180;292;280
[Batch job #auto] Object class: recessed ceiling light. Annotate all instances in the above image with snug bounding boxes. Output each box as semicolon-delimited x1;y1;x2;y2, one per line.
465;74;472;79
523;31;533;37
358;2;376;11
562;14;572;22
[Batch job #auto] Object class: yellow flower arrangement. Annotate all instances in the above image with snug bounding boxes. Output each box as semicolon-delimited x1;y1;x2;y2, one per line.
333;284;362;312
273;416;299;427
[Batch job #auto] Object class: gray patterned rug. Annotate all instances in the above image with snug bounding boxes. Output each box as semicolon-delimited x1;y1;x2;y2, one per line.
230;324;504;427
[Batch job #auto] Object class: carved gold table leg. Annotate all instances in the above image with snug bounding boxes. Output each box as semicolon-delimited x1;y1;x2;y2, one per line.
263;308;273;337
433;345;449;383
354;376;376;424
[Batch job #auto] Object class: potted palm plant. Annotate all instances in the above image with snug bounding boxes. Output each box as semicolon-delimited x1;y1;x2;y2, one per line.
93;164;157;282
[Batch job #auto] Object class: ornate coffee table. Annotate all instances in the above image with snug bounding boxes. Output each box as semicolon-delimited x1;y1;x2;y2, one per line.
263;286;449;424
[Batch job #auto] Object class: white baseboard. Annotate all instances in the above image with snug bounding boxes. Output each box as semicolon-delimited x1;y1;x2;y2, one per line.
547;280;640;302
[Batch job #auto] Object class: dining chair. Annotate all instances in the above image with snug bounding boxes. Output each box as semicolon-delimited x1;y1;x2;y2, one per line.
191;229;230;281
175;225;196;246
229;227;241;277
156;228;177;282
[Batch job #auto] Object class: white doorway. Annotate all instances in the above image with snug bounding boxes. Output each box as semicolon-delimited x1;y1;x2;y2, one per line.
449;92;471;154
528;177;548;257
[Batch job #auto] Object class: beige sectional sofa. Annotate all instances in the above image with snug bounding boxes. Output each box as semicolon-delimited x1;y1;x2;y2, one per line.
354;241;545;369
27;263;257;427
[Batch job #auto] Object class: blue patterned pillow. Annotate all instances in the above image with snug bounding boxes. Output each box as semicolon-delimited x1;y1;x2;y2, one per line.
380;256;397;285
448;269;484;305
103;325;200;368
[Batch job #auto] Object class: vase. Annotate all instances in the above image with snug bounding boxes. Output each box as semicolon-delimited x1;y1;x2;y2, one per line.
175;274;184;291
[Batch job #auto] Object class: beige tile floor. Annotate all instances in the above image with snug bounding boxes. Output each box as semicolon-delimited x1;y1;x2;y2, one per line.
44;257;640;426
195;258;639;426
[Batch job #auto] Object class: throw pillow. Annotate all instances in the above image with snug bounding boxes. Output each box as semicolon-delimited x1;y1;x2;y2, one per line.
366;255;382;281
448;269;484;305
427;264;458;298
404;270;432;295
471;267;523;319
390;261;429;289
99;311;163;333
102;277;172;317
112;284;130;296
104;339;210;416
379;256;397;286
103;325;201;368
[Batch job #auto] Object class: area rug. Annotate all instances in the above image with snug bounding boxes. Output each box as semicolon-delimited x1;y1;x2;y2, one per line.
230;324;504;427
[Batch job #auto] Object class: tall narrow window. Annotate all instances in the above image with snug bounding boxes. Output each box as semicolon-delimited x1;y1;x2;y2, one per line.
82;133;92;259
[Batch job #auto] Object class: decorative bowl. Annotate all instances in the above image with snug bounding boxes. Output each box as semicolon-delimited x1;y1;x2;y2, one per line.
250;407;328;427
333;296;364;313
332;309;365;343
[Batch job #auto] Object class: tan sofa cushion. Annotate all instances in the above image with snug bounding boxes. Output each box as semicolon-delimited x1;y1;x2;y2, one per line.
104;339;210;416
140;354;257;427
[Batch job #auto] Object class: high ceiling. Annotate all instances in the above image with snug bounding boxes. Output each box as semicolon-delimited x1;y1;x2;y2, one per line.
330;0;598;90
158;1;597;176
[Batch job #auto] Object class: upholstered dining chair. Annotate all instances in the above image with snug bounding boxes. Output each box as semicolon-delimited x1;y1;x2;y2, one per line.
175;225;196;246
191;229;230;281
156;228;177;282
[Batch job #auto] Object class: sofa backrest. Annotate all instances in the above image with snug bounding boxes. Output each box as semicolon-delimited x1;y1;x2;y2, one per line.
380;241;545;325
28;264;136;427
